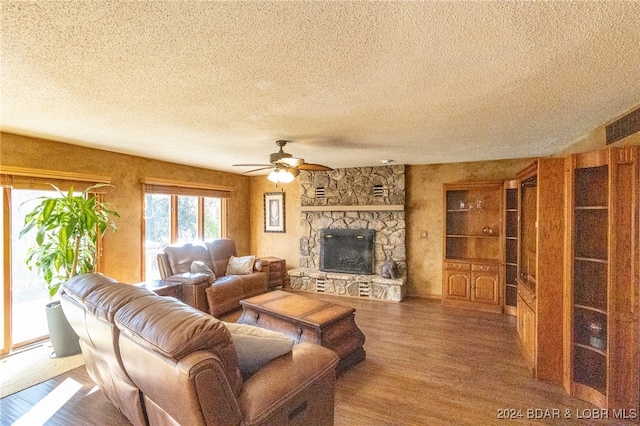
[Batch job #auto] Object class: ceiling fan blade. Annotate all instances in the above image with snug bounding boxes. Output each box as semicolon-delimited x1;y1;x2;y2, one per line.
297;163;333;171
233;163;272;167
279;157;304;167
242;167;273;174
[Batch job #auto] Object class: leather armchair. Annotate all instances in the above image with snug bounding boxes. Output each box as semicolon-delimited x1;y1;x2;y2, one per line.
157;239;269;316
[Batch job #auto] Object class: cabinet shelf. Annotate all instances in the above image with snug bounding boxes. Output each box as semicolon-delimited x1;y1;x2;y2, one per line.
574;256;607;264
574;343;607;358
444;257;502;264
446;208;500;212
446;234;500;239
575;206;608;210
574;304;607;316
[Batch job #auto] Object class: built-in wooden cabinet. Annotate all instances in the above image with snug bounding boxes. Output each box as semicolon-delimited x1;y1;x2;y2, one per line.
503;179;519;316
563;146;639;413
517;282;536;369
442;181;503;313
515;158;565;385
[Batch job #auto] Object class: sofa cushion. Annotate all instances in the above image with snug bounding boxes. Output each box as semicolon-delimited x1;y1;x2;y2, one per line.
62;273;120;305
84;282;155;323
223;322;294;374
191;260;216;279
226;255;256;275
114;294;243;397
116;296;231;359
165;243;212;275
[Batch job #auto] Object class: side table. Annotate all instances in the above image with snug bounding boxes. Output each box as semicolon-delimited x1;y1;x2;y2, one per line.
258;257;288;289
135;279;182;298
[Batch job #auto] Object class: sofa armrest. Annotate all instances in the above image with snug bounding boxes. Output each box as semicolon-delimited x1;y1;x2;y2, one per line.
238;342;339;425
165;273;214;312
157;252;172;280
165;272;212;285
253;259;268;274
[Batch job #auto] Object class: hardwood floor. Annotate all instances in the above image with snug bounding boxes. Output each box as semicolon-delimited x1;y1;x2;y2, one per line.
1;294;625;425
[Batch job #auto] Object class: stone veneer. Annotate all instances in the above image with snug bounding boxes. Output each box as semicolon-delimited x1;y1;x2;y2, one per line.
289;164;407;302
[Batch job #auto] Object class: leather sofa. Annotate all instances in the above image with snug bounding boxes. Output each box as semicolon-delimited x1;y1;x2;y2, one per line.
157;239;269;316
61;273;339;426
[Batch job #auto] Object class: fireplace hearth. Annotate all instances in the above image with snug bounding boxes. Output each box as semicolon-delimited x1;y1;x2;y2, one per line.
320;229;375;275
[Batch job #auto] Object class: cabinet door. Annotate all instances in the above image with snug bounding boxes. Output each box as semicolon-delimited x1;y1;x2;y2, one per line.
522;301;536;367
444;270;470;300
517;294;536;370
516;296;524;339
471;272;499;305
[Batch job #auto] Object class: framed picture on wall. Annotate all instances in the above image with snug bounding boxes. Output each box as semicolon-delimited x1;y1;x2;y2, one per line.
264;192;285;233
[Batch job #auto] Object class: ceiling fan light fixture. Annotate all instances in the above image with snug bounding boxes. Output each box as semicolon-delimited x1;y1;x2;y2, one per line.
267;169;280;183
267;166;299;184
280;169;296;184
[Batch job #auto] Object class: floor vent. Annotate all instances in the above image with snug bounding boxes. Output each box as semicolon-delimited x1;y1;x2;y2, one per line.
316;279;326;292
373;184;385;197
315;187;325;198
606;108;640;145
358;283;370;297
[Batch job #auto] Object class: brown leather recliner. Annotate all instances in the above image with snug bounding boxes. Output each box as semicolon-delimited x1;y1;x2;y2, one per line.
60;273;156;426
157;239;270;316
61;273;339;426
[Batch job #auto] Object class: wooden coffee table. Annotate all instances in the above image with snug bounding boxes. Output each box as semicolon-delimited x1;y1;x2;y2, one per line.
237;290;365;374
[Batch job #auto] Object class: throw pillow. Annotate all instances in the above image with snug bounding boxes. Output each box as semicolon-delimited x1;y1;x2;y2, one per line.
226;255;256;275
223;321;294;374
191;260;216;279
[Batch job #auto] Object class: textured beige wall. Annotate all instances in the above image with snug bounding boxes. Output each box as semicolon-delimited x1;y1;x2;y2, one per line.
1;132;251;284
249;176;302;270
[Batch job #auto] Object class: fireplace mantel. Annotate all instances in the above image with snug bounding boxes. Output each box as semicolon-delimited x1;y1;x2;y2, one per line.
300;205;404;212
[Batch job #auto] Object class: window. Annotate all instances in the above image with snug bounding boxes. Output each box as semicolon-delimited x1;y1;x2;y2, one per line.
142;178;231;280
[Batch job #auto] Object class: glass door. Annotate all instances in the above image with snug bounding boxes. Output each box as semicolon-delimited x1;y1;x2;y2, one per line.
3;189;57;352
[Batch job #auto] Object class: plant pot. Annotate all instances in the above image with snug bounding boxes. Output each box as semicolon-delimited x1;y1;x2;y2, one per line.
45;301;81;358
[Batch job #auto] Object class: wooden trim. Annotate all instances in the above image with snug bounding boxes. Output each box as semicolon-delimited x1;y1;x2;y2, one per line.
2;188;11;355
170;196;178;243
0;166;110;184
443;180;504;191
503;178;519;190
221;198;229;238
515;161;539;181
140;177;233;193
300;204;404;212
197;197;205;239
574;149;608;169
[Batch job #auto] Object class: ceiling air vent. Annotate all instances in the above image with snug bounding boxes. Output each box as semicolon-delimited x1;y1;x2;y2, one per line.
606;108;640;145
373;185;385;197
315;187;325;198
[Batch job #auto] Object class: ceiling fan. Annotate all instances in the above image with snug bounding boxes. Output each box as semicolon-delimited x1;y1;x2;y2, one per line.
233;140;333;183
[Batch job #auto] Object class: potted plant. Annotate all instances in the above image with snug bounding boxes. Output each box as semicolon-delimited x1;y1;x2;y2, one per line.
19;183;119;357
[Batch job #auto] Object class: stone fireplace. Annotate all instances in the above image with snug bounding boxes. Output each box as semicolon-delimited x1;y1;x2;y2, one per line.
288;165;407;302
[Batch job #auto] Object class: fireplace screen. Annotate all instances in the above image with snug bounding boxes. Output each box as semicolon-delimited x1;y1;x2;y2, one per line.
319;229;375;275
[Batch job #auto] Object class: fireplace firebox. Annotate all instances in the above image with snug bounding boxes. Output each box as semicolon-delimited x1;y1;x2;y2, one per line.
319;229;375;275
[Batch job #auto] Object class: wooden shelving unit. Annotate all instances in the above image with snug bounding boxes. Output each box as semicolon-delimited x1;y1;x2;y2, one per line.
515;158;565;385
564;146;639;413
442;181;504;313
503;179;519;316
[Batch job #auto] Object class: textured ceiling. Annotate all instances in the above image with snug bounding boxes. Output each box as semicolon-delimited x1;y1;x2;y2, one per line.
2;1;639;174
